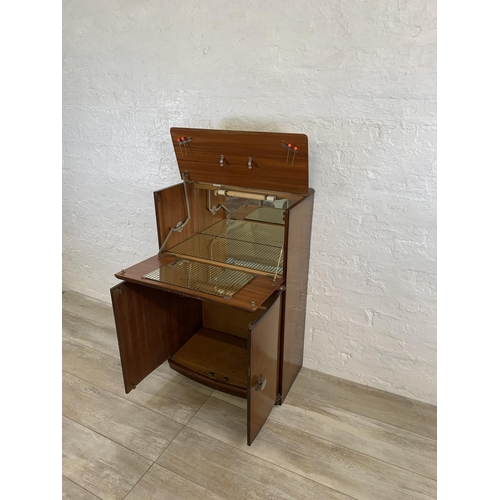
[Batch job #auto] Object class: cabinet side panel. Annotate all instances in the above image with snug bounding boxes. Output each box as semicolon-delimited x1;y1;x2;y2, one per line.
154;182;197;250
154;183;225;252
280;189;314;400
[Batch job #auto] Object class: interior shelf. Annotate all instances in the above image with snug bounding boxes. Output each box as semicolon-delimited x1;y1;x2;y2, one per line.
142;259;255;299
166;219;285;276
169;327;247;396
201;219;284;246
244;207;286;225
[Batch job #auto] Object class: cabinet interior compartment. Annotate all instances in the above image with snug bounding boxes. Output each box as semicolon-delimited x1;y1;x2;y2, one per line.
168;293;279;398
166;218;285;277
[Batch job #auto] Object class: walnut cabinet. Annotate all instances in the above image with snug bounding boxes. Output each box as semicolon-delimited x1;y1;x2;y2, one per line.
110;128;314;445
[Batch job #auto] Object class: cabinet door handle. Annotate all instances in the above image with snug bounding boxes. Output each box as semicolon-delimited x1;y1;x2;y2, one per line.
256;375;267;391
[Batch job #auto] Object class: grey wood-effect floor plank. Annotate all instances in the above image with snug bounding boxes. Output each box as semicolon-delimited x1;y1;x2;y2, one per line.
62;308;180;382
62;477;101;500
212;390;247;409
212;389;436;480
63;311;120;359
63;371;183;462
63;291;115;329
124;464;227;500
271;391;436;479
291;369;437;440
157;427;354;500
62;338;212;425
63;417;152;500
186;397;436;500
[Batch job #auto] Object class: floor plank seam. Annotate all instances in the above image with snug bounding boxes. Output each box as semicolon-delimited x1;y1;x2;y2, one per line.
63;301;437;443
62;329;119;353
181;424;360;500
270;403;437;444
122;462;156;500
62;475;105;500
63;415;157;466
62;333;119;360
142;396;238;500
150;462;237;500
158;388;214;456
266;416;438;482
63;309;114;328
62;369;194;434
62;294;436;499
286;387;437;442
62;308;114;330
209;393;436;478
125;464;239;500
62;333;200;388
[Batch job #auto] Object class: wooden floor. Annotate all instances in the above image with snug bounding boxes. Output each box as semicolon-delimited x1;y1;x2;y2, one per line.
62;290;437;500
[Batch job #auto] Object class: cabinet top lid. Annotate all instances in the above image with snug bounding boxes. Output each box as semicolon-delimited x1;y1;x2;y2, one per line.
170;127;309;195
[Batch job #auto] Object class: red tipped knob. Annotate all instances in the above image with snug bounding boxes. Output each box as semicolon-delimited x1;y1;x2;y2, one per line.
287;143;292;148
181;137;185;141
177;138;181;142
293;146;298;151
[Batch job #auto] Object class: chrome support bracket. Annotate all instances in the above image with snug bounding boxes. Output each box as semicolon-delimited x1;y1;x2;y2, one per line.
158;171;191;257
272;244;284;285
207;188;232;216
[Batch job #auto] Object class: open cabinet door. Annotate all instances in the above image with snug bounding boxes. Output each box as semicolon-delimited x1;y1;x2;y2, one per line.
247;291;282;445
110;281;202;393
111;282;171;393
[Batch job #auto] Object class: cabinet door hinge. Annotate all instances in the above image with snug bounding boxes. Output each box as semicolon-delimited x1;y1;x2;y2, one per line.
276;393;283;405
154;192;161;203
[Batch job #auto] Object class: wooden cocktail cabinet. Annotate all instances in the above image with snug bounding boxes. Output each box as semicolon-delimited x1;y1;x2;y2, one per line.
110;128;314;445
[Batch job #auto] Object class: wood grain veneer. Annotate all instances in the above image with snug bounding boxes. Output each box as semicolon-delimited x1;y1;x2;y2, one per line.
169;328;248;397
247;292;282;445
279;189;315;401
110;281;202;393
155;183;225;251
171;128;309;195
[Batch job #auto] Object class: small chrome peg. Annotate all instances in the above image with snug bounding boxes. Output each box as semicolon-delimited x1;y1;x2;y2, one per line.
220;155;224;167
248;157;252;169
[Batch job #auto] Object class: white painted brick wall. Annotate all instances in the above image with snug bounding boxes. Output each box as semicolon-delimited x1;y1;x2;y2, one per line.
62;0;437;404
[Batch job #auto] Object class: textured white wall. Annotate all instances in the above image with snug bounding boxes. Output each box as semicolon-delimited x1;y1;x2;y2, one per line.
63;0;436;404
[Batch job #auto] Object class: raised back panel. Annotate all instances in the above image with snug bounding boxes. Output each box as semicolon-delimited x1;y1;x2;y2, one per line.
170;128;309;195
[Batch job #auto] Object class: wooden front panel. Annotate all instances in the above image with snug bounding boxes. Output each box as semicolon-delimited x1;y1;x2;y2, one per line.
247;292;282;445
280;189;315;401
170;128;309;195
110;282;202;393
